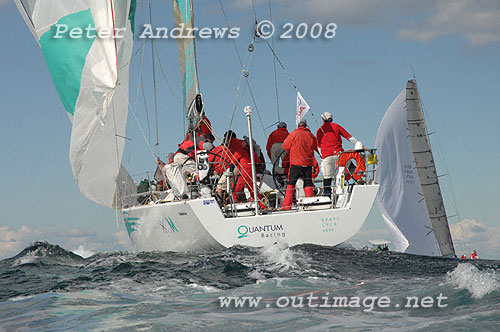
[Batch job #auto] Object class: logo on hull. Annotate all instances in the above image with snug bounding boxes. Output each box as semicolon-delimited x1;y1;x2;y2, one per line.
159;217;179;234
237;224;285;239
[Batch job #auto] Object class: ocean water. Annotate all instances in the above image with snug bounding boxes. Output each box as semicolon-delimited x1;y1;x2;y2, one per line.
1;242;499;331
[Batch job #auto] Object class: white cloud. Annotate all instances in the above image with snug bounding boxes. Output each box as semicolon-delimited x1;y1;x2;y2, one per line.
451;219;500;260
233;0;500;47
115;230;132;248
0;226;44;259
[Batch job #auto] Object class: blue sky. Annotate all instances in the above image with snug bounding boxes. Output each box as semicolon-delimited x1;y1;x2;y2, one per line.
1;0;499;259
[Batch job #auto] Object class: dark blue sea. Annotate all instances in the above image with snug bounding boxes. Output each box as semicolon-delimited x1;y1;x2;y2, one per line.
1;242;499;331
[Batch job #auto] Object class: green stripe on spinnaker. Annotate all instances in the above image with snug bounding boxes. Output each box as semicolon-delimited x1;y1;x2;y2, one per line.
40;9;96;116
176;0;192;23
129;0;137;34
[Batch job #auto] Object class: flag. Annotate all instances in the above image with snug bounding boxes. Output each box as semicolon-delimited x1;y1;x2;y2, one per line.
296;91;310;126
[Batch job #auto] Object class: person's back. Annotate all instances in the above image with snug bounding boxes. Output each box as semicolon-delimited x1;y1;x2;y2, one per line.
267;122;289;174
282;126;317;167
316;112;359;196
280;119;317;210
316;122;352;157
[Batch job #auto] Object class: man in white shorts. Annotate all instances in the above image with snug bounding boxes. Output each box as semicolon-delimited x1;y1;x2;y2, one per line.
316;112;359;196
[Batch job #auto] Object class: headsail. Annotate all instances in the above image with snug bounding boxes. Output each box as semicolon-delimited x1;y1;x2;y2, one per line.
172;0;201;130
375;88;441;256
15;0;137;208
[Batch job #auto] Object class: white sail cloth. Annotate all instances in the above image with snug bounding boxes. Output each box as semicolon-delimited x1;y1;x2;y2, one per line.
15;0;136;208
375;89;441;256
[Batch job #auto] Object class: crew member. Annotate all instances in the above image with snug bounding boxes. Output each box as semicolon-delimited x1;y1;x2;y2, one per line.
469;250;479;259
224;132;266;209
281;119;318;210
185;114;212;140
266;122;289;175
316;112;359;196
174;133;215;175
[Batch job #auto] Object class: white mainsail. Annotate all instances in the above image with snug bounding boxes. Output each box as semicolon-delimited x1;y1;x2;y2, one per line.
375;80;455;256
15;0;137;208
406;79;455;256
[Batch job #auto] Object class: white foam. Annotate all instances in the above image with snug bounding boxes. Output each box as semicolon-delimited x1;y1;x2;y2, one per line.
187;283;218;292
9;294;34;302
72;245;97;259
260;242;297;271
12;249;38;267
446;263;500;299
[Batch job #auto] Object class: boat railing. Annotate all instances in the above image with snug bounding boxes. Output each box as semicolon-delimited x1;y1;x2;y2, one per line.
122;148;378;214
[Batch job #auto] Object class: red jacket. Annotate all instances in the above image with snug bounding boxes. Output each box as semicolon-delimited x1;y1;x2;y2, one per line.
185;116;212;140
175;138;205;157
282;126;318;166
208;145;228;175
316;122;352;158
266;127;289;159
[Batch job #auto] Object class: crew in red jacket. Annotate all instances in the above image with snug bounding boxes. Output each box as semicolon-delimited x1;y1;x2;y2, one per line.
266;122;289;175
227;132;266;209
281;119;318;210
316;112;359;196
185;115;212;140
174;133;214;175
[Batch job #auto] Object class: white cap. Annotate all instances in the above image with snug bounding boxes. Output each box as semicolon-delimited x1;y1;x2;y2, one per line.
354;141;364;151
321;112;333;121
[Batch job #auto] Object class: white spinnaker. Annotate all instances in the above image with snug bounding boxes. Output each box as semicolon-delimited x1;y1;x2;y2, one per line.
375;89;441;256
15;0;136;208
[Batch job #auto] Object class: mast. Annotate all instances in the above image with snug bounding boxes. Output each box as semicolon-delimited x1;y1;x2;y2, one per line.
406;79;456;256
244;106;260;215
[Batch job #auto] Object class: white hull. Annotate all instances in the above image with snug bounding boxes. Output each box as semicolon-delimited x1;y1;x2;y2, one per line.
122;185;379;252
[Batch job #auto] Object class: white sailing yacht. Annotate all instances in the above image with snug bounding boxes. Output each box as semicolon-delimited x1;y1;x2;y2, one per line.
375;79;456;257
15;0;379;252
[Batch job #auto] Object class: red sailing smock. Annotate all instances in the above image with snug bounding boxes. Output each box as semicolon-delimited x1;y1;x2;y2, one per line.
282;126;318;166
266;127;289;159
316;122;352;158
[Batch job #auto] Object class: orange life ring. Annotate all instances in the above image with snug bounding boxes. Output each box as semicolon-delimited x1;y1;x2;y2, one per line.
338;150;366;181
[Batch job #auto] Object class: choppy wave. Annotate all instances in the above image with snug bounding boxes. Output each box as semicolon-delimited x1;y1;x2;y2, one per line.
446;263;500;299
1;241;500;331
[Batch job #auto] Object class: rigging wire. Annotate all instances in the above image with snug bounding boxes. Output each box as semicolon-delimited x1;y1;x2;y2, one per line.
419;95;469;254
218;0;268;135
149;0;160;158
154;46;183;107
263;38;298;91
268;0;281;121
226;33;256;132
153;44;186;135
127;37;149;167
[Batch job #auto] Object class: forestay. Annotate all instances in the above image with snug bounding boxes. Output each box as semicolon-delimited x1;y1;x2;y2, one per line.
15;0;137;208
